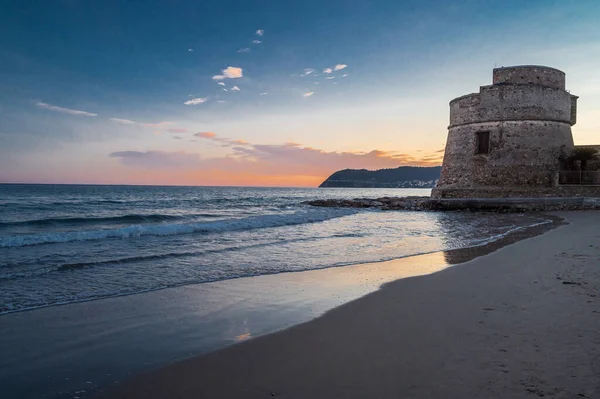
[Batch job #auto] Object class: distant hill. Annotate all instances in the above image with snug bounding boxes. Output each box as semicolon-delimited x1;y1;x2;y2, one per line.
319;166;441;188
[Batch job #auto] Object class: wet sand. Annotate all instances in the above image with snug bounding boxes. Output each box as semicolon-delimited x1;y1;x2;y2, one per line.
101;212;600;399
1;214;557;399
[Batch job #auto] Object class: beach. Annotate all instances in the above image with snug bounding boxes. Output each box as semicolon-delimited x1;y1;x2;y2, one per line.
102;211;600;398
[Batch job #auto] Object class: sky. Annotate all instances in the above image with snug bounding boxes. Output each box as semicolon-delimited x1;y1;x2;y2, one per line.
1;0;599;187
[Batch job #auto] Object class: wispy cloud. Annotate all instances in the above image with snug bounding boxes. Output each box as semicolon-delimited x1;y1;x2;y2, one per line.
256;29;264;36
36;102;97;117
110;151;201;169
322;68;333;74
111;137;442;183
231;85;240;91
252;39;262;44
217;82;226;86
167;128;188;133
342;73;348;77
260;92;267;96
184;97;208;105
195;132;216;138
188;48;194;52
143;121;173;128
212;66;243;80
301;68;315;76
237;48;251;53
334;64;348;71
303;92;314;97
193;132;250;147
109;118;137;125
326;76;335;80
109;118;173;129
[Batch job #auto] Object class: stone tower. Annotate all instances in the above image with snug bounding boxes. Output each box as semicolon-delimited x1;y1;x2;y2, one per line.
431;65;578;199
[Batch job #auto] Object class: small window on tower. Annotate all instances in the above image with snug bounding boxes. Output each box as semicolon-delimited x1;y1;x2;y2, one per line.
476;131;490;154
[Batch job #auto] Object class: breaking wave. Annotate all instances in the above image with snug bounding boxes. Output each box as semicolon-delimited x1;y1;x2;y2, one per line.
0;207;356;248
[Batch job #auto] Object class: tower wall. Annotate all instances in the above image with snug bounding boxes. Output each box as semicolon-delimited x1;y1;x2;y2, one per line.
492;65;565;89
432;66;577;199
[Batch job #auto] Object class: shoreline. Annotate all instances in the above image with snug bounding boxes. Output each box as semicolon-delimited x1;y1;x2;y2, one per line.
0;213;559;317
99;211;600;398
0;214;561;399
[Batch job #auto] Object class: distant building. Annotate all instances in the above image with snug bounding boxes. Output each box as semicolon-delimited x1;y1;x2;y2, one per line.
431;65;600;198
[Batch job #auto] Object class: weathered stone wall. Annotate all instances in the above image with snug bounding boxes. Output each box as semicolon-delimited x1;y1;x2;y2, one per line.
492;65;565;89
449;85;574;127
438;120;574;188
435;65;579;199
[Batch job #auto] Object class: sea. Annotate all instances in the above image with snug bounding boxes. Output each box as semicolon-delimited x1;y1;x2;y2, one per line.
0;184;550;315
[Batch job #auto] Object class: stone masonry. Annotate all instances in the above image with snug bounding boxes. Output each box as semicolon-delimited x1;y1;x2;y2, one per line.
431;65;579;199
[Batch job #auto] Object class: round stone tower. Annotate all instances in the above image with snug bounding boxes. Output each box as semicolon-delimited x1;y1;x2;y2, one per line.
431;65;578;198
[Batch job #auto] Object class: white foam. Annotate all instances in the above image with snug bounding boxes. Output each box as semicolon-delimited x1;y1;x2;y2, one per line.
0;207;356;248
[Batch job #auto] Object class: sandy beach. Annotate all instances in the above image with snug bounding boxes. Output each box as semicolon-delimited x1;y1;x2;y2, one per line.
102;211;600;398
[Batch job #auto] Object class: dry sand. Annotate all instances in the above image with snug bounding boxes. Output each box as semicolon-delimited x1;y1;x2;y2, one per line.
103;212;600;398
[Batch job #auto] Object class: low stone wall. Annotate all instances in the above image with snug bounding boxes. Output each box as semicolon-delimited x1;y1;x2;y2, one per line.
305;196;600;212
431;185;600;199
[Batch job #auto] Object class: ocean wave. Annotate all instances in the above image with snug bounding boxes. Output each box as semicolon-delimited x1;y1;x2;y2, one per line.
0;208;356;248
0;214;186;228
0;233;361;280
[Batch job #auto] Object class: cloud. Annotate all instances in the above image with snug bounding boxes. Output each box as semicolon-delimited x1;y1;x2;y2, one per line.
322;68;333;74
342;73;348;77
301;68;315;76
217;82;225;86
167;128;188;133
252;40;262;44
303;92;314;97
110;151;201;169
212;66;243;80
217;100;226;103
184;97;208;105
231;85;240;91
143;121;173;128
195;132;216;138
188;48;194;52
237;48;251;53
36;102;97;117
256;29;264;36
194;132;252;148
326;76;335;80
110;137;442;184
109;118;174;130
109;118;137;125
260;92;267;96
334;64;348;71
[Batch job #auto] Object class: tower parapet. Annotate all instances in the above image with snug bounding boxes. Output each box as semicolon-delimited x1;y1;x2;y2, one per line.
492;65;565;89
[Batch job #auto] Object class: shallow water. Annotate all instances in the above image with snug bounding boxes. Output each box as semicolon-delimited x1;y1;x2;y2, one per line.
0;184;547;313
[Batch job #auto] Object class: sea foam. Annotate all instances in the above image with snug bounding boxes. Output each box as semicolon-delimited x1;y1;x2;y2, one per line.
0;207;356;248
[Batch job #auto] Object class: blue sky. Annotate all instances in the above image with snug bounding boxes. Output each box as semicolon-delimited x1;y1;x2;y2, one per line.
1;0;599;186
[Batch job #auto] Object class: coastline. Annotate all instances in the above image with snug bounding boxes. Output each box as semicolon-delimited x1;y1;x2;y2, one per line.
0;213;559;399
100;211;600;398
